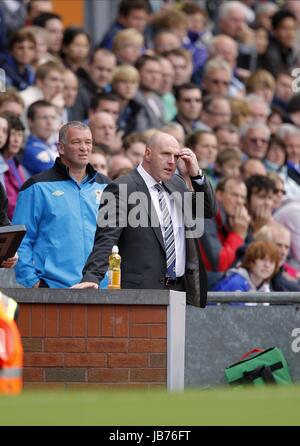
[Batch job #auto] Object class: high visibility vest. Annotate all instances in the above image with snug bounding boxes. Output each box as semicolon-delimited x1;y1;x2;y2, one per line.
0;299;23;395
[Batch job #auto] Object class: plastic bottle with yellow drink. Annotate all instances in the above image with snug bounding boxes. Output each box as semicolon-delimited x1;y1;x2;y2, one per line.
108;245;121;289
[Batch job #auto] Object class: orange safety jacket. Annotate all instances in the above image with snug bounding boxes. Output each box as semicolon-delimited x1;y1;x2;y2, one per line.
0;298;23;395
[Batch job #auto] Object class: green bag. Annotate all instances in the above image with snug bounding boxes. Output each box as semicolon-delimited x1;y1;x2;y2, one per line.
225;347;293;387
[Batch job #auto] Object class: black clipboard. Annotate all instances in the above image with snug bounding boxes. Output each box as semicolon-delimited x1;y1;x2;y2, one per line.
0;224;26;263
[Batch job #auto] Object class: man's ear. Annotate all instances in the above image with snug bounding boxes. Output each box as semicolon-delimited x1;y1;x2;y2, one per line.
144;147;151;161
57;142;64;156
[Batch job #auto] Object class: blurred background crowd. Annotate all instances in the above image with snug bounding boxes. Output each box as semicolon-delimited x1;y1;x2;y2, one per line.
0;0;300;292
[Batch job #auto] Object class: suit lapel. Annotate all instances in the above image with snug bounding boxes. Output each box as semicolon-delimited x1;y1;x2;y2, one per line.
131;169;165;251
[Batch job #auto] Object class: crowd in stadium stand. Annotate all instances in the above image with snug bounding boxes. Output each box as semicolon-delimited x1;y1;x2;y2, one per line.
0;0;300;292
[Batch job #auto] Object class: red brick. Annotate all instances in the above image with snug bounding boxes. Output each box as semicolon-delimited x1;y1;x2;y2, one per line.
130;306;167;323
45;338;86;352
87;338;128;353
66;383;148;390
88;368;129;383
72;305;87;337
64;353;107;367
45;368;86;382
24;382;66;389
130;368;166;383
129;339;167;353
24;353;64;367
22;338;43;352
114;307;129;337
31;305;45;337
101;306;114;336
129;324;150;338
18;304;31;337
23;368;44;382
45;305;58;337
108;353;148;368
87;305;101;336
59;305;72;336
149;354;167;368
150;324;167;338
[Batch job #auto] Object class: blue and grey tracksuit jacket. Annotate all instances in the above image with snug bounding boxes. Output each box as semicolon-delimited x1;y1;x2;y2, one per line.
13;158;110;288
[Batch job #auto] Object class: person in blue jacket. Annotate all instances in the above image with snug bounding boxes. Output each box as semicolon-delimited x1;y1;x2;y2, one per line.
13;121;110;288
213;240;280;292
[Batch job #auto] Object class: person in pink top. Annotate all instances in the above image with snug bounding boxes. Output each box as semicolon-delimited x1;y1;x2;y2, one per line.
0;113;26;220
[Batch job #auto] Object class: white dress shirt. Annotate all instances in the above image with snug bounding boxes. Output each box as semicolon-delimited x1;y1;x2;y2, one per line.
137;164;185;277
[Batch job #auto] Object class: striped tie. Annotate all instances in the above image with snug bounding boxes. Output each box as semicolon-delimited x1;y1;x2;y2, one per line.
155;183;176;279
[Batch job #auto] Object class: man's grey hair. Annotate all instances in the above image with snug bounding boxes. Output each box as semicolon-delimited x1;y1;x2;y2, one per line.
59;121;90;144
240;121;271;138
277;123;300;140
245;94;271;114
207;35;238;58
219;1;254;22
161;122;184;133
203;56;232;79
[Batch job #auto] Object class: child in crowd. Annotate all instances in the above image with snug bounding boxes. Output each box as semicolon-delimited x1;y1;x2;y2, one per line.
213;240;280;292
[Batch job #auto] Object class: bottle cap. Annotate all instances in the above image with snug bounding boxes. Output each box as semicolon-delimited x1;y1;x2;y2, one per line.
112;245;119;254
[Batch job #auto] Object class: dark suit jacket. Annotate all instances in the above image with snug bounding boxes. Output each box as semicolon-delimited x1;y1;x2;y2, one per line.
82;169;217;307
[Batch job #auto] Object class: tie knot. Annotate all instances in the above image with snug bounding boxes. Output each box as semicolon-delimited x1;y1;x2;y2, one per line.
154;183;163;193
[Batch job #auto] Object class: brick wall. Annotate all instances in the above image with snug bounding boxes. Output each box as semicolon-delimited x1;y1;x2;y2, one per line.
18;304;167;389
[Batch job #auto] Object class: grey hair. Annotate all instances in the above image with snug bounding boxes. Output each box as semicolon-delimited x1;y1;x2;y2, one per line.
59;121;90;144
203;56;232;79
277;123;300;140
161;122;184;133
245;94;271;115
219;1;254;22
240;121;271;138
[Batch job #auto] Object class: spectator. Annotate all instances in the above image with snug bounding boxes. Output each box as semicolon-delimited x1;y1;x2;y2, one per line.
230;97;250;129
201;58;232;98
75;49;117;121
214;123;240;151
241;159;266;180
267;106;284;135
201;95;232;129
213;240;280;292
173;83;204;135
26;0;53;24
0;114;26;220
286;94;300;128
134;54;165;131
112;28;144;65
272;71;293;114
158;57;176;122
245;174;275;234
186;130;218;172
259;10;298;77
1;29;36;91
153;30;181;54
245;94;270;124
164;48;193;87
25;25;57;70
89;146;108;177
199;177;250;272
62;69;79;123
99;0;149;50
108;154;134;180
88;93;121;123
20;60;65;112
266;171;286;212
111;64;141;136
23;100;59;175
255;222;300;291
89;111;119;154
32;12;64;57
0;90;24;118
0;183;18;268
264;133;286;173
217;1;255;45
13;121;110;288
214;148;243;182
161;122;185;148
277;124;300;188
274;200;300;269
245;69;275;104
123;132;146;167
254;2;279;32
240;122;270;160
61;27;91;75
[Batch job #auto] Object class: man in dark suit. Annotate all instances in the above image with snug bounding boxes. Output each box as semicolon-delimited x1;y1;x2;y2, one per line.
72;132;217;307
